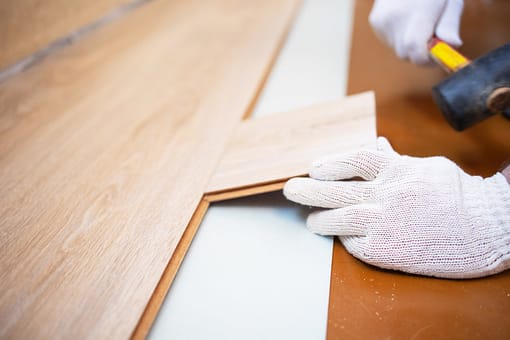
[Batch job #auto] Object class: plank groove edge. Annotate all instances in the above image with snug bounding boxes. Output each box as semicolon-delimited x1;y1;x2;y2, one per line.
205;180;289;202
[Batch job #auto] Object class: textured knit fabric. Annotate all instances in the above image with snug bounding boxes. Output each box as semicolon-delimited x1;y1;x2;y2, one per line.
284;137;510;279
369;0;464;64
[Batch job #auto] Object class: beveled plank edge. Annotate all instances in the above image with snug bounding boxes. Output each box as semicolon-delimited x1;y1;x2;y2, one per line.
130;1;303;337
130;182;296;339
132;199;210;340
132;176;297;338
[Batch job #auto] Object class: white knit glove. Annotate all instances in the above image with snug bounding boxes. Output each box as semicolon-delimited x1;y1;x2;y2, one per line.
284;137;510;279
369;0;464;64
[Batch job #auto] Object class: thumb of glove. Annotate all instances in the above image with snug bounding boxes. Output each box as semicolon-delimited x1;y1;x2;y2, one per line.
376;136;396;154
435;0;464;47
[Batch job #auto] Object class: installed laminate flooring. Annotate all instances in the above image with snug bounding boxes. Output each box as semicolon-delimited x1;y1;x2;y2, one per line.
0;1;298;338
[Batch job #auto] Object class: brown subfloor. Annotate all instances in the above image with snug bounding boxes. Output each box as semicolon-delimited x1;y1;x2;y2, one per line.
327;1;510;339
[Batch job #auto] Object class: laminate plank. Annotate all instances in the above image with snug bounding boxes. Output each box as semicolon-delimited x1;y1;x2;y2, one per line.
328;1;510;339
0;0;299;338
134;92;376;334
207;92;376;194
0;0;135;71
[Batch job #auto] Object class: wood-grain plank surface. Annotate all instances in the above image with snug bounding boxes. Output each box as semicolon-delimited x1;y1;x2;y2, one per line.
207;92;376;193
0;0;135;71
328;1;510;339
133;92;375;334
0;0;299;338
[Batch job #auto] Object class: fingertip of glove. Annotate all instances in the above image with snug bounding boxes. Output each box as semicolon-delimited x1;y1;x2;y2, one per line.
408;46;433;65
376;136;392;151
306;211;336;236
309;159;330;180
310;155;346;180
436;30;463;47
310;158;324;171
446;37;463;48
283;177;308;201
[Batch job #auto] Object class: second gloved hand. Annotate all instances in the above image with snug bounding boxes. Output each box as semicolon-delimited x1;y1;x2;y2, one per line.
369;0;464;64
284;137;510;279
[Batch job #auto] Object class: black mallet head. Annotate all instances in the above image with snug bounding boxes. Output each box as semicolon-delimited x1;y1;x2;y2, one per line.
432;43;510;131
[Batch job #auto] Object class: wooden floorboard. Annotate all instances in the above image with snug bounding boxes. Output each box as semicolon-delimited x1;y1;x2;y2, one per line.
0;0;136;71
0;0;299;338
207;92;376;194
133;93;376;334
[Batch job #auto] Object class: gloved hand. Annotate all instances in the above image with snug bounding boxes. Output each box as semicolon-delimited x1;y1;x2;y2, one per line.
369;0;464;64
284;137;510;279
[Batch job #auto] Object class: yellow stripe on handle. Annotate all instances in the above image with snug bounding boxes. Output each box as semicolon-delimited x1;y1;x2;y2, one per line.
429;38;470;72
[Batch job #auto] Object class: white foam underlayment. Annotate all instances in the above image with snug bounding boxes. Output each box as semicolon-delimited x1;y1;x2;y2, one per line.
149;0;354;339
